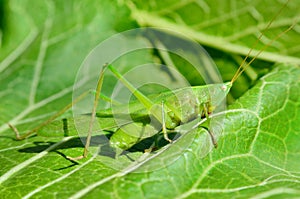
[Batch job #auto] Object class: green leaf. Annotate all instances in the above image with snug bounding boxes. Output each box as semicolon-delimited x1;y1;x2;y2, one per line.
128;0;300;99
129;0;300;63
1;0;300;198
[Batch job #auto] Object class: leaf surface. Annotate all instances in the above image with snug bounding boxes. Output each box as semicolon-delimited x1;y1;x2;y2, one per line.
0;0;300;198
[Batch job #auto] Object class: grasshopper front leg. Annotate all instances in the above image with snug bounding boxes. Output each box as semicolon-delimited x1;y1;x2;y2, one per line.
161;100;172;143
203;103;218;148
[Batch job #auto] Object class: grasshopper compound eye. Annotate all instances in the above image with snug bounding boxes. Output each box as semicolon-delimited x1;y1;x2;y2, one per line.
220;82;232;92
221;83;231;91
221;85;227;91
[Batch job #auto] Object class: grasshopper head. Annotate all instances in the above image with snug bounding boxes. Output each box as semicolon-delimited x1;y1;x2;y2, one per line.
209;82;232;108
221;82;232;94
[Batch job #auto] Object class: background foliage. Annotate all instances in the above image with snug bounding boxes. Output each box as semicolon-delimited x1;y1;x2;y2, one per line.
0;0;299;198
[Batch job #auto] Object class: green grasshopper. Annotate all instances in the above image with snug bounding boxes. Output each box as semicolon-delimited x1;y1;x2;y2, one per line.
104;64;229;149
9;1;295;161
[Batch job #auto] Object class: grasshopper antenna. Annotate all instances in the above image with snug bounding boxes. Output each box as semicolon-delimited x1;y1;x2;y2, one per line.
230;0;294;84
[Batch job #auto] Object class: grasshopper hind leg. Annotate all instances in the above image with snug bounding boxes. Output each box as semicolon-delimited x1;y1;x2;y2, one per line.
67;64;108;161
